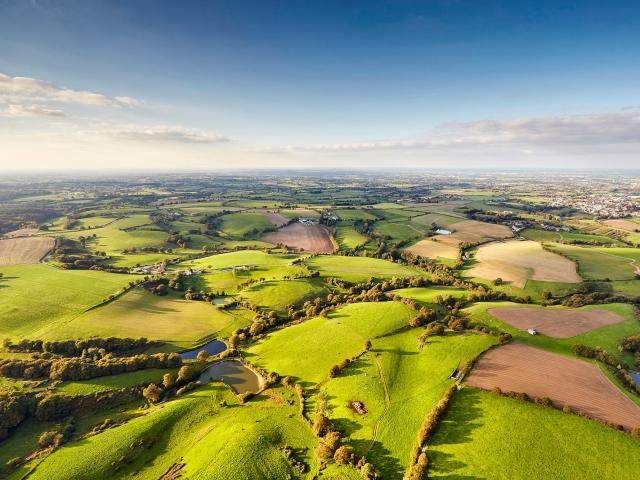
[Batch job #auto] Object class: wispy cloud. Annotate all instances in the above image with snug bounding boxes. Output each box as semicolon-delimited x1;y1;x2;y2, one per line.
275;111;640;153
0;73;139;108
84;123;230;144
2;104;66;117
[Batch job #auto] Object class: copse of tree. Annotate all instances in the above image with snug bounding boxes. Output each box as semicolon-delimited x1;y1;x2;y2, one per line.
49;352;181;381
143;383;163;403
2;337;152;357
0;358;52;379
0;392;36;441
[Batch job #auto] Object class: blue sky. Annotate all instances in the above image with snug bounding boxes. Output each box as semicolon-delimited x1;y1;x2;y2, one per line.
0;0;639;169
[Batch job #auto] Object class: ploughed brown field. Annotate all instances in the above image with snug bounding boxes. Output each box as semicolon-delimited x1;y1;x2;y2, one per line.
602;218;640;232
2;228;40;238
263;212;289;227
487;307;625;338
466;343;640;431
405;239;459;259
0;236;55;265
263;223;334;253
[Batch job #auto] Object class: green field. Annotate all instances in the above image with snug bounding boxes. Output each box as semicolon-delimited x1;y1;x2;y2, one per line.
241;278;330;311
324;330;496;477
306;255;420;282
411;212;461;228
0;264;137;339
392;286;469;303
50;288;251;347
373;220;429;243
334;222;369;251
466;301;640;363
27;384;317;480
246;302;414;385
547;243;638;280
219;212;274;238
55;368;179;396
333;208;379;221
521;228;619;245
429;388;640;479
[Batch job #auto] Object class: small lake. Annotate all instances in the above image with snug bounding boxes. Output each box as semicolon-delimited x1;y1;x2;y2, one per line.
435;228;452;235
180;339;227;360
199;359;262;394
630;372;640;386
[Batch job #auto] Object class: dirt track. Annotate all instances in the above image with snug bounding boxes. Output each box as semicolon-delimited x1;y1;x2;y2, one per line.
467;343;640;430
487;307;625;338
263;223;334;253
0;236;55;265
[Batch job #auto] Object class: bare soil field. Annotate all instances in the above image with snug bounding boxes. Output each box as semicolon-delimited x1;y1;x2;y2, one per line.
467;343;640;430
263;223;334;253
603;218;640;232
2;228;39;238
0;236;55;265
263;212;289;228
467;240;581;287
433;220;513;246
406;239;459;259
487;307;625;338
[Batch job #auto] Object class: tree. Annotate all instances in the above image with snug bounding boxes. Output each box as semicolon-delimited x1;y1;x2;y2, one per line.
364;339;372;351
162;373;174;389
38;431;57;447
196;350;210;362
143;383;163;403
493;277;503;286
312;412;330;436
333;445;354;465
177;365;193;383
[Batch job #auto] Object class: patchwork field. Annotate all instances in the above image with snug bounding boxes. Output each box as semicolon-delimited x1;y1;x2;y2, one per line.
405;238;459;259
467;240;581;287
241;278;329;311
334;222;369;251
429;388;640;480
603;218;640;232
487;306;625;338
467;343;640;430
219;212;274;237
263;223;334;253
0;236;55;265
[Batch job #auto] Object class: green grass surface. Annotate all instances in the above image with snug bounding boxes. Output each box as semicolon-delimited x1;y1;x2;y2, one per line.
466;302;640;363
241;278;329;311
411;212;461;228
335;222;369;250
521;228;619;244
324;331;496;477
429;388;640;480
219;212;274;238
333;208;379;221
53;288;251;347
55;368;179;396
246;302;414;385
306;255;420;282
0;264;137;339
28;384;317;480
392;286;469;303
547;243;637;281
373;220;429;243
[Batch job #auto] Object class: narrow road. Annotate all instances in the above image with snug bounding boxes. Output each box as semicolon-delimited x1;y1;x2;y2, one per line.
363;354;391;458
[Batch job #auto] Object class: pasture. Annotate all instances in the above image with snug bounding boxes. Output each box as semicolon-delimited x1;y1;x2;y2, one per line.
0;236;54;265
246;302;414;384
466;343;640;430
262;223;334;253
0;264;136;339
547;243;639;281
219;212;274;237
428;388;640;480
466;240;581;287
53;288;251;347
240;278;329;311
306;255;420;282
324;330;496;477
335;222;369;251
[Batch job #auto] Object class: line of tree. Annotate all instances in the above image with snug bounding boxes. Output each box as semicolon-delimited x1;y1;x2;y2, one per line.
2;337;152;357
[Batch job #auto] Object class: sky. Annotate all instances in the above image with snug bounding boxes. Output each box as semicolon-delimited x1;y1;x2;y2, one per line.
0;0;639;171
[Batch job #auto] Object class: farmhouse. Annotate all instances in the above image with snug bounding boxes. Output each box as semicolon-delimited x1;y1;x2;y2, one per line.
299;217;318;225
527;328;538;335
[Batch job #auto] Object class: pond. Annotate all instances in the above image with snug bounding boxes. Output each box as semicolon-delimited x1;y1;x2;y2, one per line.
199;359;262;395
435;228;452;235
630;372;640;386
179;339;227;360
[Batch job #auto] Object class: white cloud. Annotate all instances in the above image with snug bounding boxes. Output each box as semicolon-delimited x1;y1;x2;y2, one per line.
0;73;139;107
3;104;66;117
279;111;640;153
84;123;230;144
